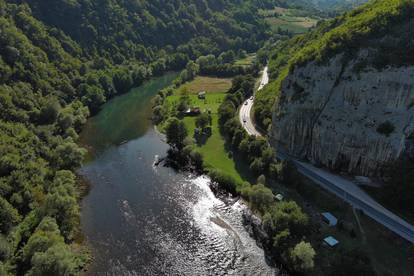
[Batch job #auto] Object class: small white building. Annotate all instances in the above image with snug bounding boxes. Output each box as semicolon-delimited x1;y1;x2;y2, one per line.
321;212;338;227
274;193;284;201
324;236;339;247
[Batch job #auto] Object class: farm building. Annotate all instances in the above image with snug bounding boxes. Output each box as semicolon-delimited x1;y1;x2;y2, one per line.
184;107;201;116
198;91;206;99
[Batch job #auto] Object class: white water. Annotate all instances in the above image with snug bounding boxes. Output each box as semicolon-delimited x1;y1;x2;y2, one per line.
190;176;277;276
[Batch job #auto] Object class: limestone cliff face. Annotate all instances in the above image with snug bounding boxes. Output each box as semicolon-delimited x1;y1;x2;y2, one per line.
271;51;414;176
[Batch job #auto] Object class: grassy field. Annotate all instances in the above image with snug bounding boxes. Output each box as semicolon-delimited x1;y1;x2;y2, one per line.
234;53;256;67
165;93;225;114
162;77;250;184
179;76;232;94
260;6;318;34
184;114;246;183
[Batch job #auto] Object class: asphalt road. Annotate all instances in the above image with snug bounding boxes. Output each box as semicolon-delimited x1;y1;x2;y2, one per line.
240;67;414;243
239;67;268;137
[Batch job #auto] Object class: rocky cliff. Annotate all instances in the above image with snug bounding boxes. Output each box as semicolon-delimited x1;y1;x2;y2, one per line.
267;0;414;176
271;50;414;176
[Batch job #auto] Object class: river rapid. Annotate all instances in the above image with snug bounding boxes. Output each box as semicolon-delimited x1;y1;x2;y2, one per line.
78;73;277;275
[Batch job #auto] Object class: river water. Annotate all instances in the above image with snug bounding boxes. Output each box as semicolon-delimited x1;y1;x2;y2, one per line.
79;73;277;275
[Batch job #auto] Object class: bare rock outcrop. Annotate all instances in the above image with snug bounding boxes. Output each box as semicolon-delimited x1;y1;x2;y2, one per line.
271;51;414;176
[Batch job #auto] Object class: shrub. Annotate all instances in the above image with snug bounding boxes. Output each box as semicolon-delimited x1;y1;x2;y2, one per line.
263;201;309;238
269;163;281;180
280;160;303;189
195;113;211;130
190;150;203;170
242;184;274;214
250;158;265;176
257;175;266;185
376;121;395;137
0;197;21;233
289;241;316;273
0;235;11;261
165;117;188;150
208;169;238;195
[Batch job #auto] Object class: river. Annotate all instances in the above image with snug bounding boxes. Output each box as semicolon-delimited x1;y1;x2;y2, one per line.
78;73;277;275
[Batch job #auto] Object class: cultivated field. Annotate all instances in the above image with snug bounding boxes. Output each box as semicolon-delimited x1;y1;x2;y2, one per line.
179;76;232;94
234;53;256;67
260;7;318;34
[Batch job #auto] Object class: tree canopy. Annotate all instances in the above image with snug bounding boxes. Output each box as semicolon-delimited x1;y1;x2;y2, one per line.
165;117;188;150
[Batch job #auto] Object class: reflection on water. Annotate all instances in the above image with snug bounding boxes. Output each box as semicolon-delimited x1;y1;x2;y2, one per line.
78;73;178;156
79;75;277;275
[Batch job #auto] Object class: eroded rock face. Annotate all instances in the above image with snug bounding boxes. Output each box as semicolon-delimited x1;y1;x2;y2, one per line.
271;51;414;176
242;209;269;246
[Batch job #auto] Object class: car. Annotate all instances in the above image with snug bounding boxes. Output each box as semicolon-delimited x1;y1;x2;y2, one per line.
243;118;247;123
244;101;248;105
250;96;254;100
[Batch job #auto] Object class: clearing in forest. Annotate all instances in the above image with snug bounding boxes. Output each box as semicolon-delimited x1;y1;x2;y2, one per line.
179;76;232;94
260;6;318;34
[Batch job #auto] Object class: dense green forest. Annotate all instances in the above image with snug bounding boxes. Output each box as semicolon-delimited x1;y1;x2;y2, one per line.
0;0;292;274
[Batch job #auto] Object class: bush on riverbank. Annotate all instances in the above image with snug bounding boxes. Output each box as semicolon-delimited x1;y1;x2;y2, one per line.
165;117;188;150
241;184;274;214
208;169;242;195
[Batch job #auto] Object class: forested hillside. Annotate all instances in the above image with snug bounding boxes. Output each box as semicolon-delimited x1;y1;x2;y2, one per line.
10;0;272;64
0;0;281;274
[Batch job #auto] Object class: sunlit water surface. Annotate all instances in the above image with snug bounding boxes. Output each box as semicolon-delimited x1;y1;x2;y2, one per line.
79;74;277;275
